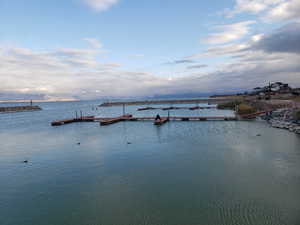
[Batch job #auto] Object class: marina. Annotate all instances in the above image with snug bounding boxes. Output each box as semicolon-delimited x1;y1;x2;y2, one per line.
51;115;237;126
2;100;300;225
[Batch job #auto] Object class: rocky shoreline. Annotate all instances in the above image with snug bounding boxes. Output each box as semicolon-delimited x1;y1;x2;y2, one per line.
261;108;300;134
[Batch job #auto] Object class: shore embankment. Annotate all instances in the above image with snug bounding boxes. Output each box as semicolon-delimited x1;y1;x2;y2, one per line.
216;97;300;134
0;105;42;113
100;98;236;106
262;108;300;134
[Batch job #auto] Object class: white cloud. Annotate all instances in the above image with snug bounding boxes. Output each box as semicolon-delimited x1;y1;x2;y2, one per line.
83;0;119;12
251;34;264;42
226;0;284;16
1;41;300;100
226;0;300;22
83;38;103;49
189;44;248;59
265;0;300;21
203;21;256;45
0;44;169;100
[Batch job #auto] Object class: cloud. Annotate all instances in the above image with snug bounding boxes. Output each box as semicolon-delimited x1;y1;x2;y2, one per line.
83;38;103;49
0;44;169;100
203;21;256;45
83;0;119;12
186;64;208;70
164;59;196;65
188;44;248;59
173;59;196;64
1;21;300;101
251;22;300;54
1;41;299;100
225;0;300;22
227;0;283;16
265;0;300;22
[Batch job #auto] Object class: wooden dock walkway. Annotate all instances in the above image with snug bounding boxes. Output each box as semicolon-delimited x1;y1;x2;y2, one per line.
51;116;95;126
137;106;216;111
100;114;132;126
51;115;236;126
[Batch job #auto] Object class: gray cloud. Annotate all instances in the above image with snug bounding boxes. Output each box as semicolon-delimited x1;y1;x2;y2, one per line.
265;0;300;22
186;64;208;70
164;59;196;65
174;59;195;64
251;22;300;54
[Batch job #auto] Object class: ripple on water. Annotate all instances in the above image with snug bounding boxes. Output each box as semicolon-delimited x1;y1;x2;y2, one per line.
209;199;288;225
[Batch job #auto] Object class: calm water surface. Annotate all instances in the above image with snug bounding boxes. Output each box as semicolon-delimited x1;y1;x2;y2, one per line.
0;100;300;225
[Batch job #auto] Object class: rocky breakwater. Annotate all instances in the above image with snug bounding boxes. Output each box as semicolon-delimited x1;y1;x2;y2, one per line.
0;105;42;113
263;108;300;134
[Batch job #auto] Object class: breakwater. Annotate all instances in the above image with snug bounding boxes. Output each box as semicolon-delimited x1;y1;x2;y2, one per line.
100;98;235;106
0;105;42;113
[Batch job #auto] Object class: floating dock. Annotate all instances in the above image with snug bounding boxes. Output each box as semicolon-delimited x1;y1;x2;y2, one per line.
100;114;133;126
51;115;236;126
51;116;95;126
136;106;216;111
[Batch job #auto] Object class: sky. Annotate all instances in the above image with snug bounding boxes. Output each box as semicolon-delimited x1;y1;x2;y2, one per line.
0;0;300;100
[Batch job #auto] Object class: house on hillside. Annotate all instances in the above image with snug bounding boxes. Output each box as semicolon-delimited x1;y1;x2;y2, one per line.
252;82;292;95
270;82;291;93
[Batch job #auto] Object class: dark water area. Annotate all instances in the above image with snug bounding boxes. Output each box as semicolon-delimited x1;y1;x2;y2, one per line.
0;100;300;225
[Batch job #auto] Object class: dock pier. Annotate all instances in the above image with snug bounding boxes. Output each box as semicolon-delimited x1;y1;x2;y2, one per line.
51;115;237;127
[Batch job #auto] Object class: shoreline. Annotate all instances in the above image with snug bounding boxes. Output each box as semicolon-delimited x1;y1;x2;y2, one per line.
100;98;236;106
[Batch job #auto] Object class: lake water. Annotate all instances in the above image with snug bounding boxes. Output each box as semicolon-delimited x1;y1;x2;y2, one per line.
1;100;300;225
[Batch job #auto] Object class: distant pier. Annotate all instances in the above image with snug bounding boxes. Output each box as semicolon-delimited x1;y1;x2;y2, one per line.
0;105;42;113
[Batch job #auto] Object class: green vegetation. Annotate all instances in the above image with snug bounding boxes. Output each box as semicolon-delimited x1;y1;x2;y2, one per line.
217;101;241;110
292;96;300;103
237;104;256;115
